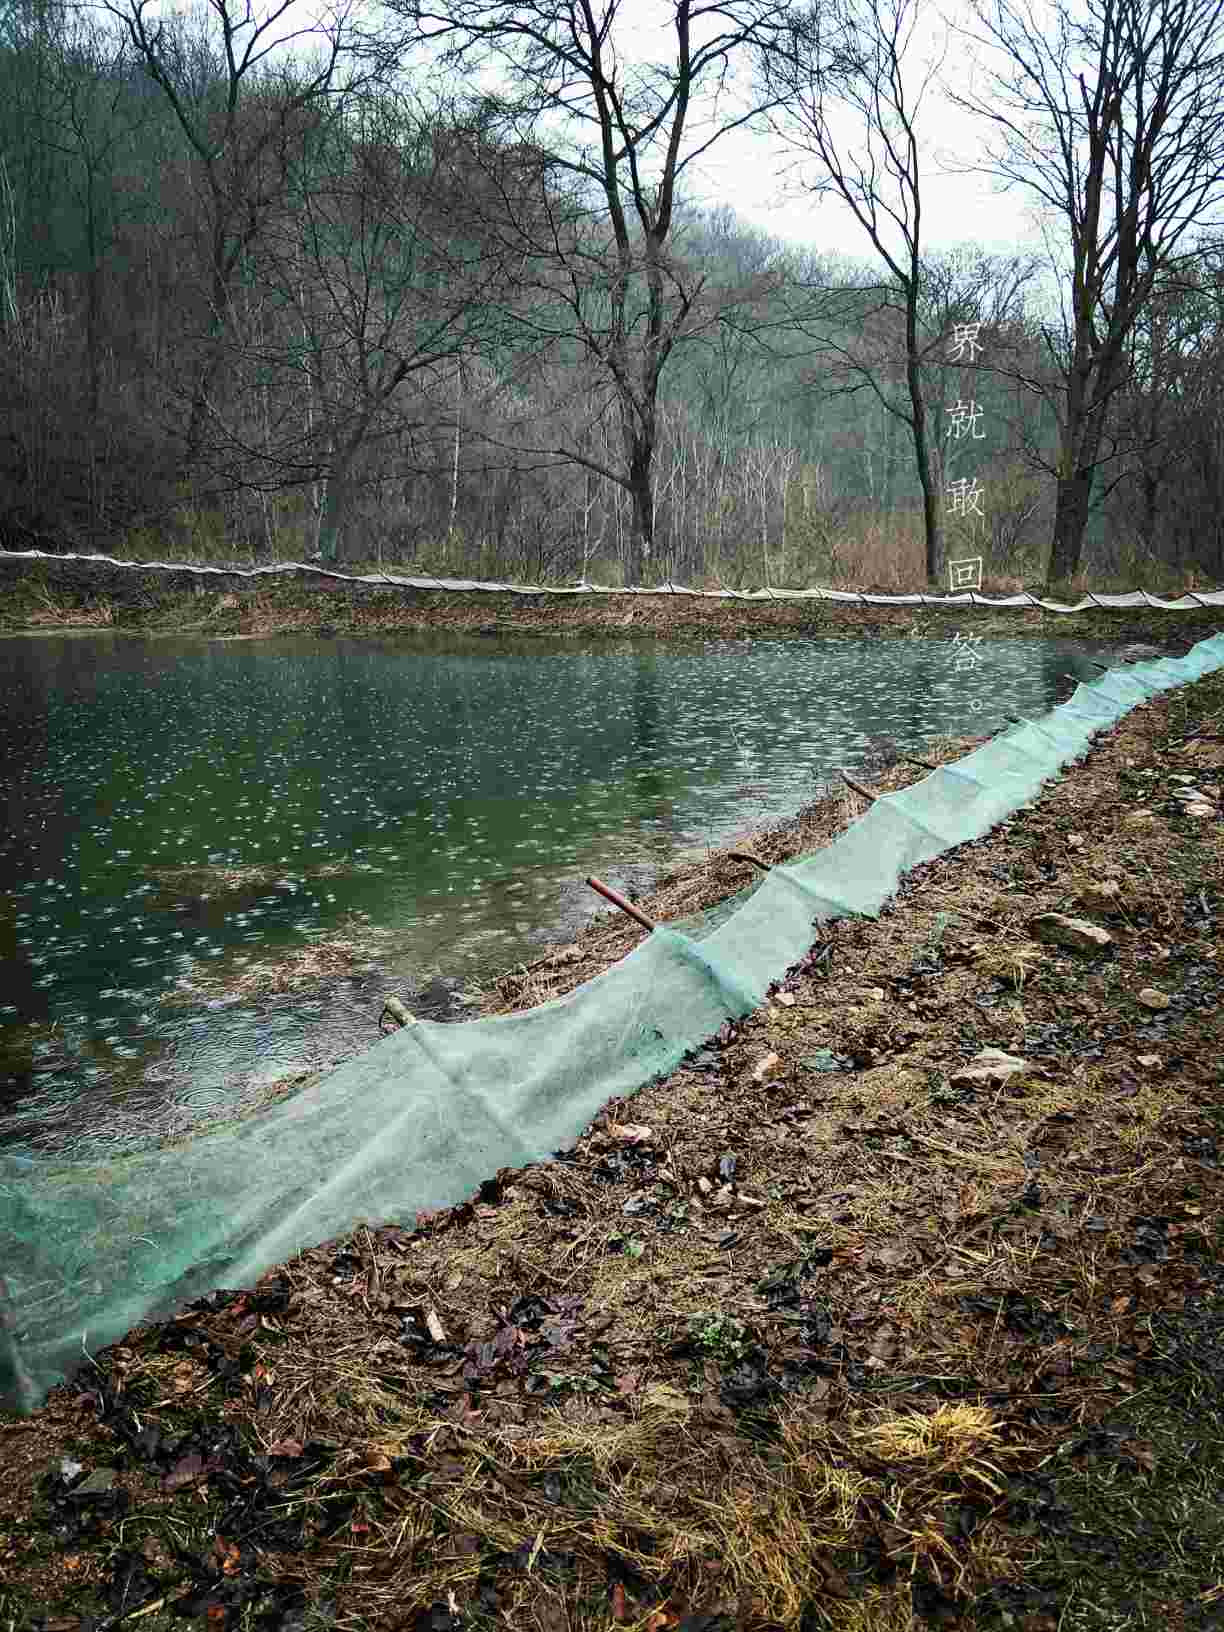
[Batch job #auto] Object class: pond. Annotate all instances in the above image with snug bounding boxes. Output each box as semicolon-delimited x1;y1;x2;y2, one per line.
0;629;1124;1156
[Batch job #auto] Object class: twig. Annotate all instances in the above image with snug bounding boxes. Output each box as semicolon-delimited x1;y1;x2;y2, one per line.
902;755;938;771
727;850;771;872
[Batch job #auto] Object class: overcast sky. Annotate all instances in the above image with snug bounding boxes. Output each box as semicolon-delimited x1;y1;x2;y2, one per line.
390;0;1059;288
257;0;1060;280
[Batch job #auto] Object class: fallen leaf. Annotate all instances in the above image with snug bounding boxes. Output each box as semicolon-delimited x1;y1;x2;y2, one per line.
1136;987;1171;1010
874;1246;912;1272
753;1051;784;1083
949;1048;1031;1088
213;1537;241;1575
608;1122;653;1144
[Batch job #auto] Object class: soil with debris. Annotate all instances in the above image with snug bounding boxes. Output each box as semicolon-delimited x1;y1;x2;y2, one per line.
5;629;1224;1630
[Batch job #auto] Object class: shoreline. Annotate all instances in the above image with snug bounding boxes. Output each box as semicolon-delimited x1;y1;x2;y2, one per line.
2;549;1223;651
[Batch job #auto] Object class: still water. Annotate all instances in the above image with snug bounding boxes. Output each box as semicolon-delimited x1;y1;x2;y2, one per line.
1;630;1120;1154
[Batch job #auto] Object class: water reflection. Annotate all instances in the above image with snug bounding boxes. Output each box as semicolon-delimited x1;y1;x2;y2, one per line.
0;630;1124;1154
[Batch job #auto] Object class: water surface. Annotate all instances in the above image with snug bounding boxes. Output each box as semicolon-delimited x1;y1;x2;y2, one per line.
0;630;1119;1154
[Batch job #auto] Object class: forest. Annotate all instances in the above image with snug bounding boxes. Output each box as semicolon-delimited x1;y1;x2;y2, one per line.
1;0;1223;591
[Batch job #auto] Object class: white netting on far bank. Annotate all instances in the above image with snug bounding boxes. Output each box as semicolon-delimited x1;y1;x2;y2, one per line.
4;549;1224;611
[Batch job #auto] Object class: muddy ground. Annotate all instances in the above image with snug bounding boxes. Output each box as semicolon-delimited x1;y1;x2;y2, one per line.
3;610;1224;1629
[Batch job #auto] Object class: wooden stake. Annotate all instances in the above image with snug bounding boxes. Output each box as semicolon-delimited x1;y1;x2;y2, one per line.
839;770;879;803
586;876;657;931
727;850;771;872
379;996;416;1031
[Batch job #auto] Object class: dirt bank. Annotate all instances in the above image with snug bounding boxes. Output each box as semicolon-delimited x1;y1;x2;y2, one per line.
2;549;1222;651
5;653;1224;1630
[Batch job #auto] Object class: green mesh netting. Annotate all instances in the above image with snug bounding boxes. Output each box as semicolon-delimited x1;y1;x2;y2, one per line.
4;634;1224;1413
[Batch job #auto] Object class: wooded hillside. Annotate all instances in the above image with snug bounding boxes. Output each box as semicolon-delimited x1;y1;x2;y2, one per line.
2;0;1222;590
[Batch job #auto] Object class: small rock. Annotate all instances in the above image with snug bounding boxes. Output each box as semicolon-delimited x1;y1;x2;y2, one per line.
1136;1053;1163;1068
1185;802;1215;818
1029;912;1113;952
1136;987;1171;1010
1066;832;1085;850
949;1047;1033;1088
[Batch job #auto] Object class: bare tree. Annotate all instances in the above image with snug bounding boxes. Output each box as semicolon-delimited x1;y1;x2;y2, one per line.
761;0;949;581
104;0;362;471
227;97;522;560
1107;249;1224;564
949;0;1224;584
382;0;791;584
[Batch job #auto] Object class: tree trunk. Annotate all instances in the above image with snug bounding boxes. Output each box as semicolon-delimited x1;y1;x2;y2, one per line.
317;446;360;562
1049;343;1124;584
904;286;941;585
1048;466;1095;584
625;432;654;586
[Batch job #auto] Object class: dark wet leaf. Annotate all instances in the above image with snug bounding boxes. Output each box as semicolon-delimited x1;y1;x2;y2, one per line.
103;1550;156;1614
720;1349;781;1409
414;1604;462;1632
912;1574;961;1625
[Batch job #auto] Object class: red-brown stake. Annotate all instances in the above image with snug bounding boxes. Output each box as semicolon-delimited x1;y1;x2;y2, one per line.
586;876;657;931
